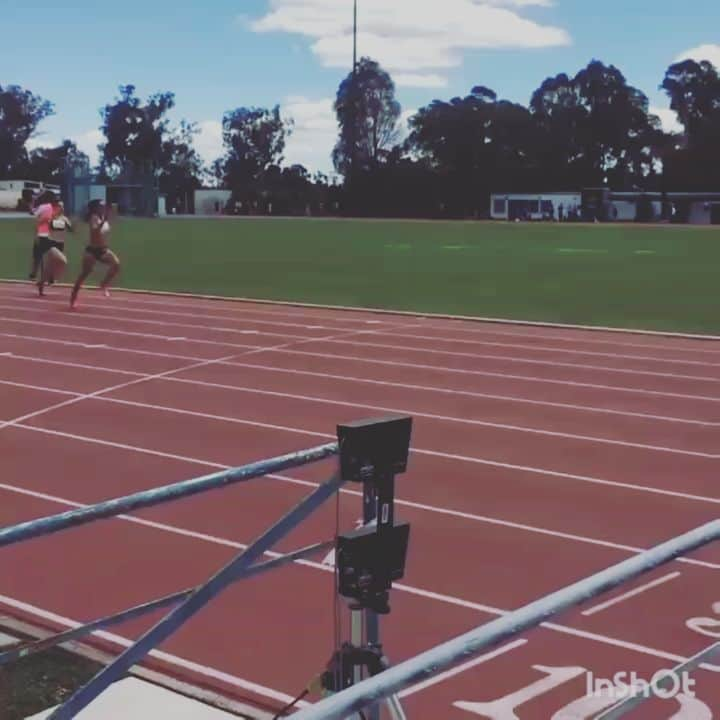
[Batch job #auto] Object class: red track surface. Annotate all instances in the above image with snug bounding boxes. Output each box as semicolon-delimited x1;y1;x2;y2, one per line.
0;280;718;718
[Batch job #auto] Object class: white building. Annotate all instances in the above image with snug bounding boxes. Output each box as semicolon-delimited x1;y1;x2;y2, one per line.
490;193;582;221
194;189;232;215
491;190;720;224
0;179;61;211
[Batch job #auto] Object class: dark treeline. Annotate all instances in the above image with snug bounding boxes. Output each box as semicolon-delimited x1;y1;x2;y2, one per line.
1;55;719;218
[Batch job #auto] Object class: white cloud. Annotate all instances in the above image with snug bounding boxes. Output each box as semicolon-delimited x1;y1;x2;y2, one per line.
197;96;413;177
394;73;448;88
192;106;337;177
26;134;58;152
675;44;720;69
251;0;570;88
398;108;417;139
194;120;224;165
281;96;338;175
650;106;683;135
74;130;103;166
25;129;102;166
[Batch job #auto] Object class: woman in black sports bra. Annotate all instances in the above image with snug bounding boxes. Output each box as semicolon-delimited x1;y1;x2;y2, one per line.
70;200;121;310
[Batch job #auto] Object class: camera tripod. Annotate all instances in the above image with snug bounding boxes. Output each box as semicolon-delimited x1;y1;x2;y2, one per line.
322;603;407;720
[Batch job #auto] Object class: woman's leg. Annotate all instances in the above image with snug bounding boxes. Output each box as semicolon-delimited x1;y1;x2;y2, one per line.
48;241;66;284
29;240;41;279
98;251;121;296
37;248;66;296
70;253;96;308
49;246;66;284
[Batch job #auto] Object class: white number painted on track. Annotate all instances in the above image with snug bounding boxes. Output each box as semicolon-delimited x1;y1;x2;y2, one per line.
687;601;720;639
454;665;585;718
453;665;713;719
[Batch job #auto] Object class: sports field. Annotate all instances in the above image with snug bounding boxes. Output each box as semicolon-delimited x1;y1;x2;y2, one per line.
1;216;718;334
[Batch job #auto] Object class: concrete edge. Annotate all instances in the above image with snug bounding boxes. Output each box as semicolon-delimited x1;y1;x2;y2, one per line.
2;278;718;342
0;615;273;720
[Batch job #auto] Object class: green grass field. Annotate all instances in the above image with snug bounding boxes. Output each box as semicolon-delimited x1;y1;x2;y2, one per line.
1;216;718;334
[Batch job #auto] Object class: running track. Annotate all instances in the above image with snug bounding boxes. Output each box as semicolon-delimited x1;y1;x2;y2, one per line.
0;279;718;719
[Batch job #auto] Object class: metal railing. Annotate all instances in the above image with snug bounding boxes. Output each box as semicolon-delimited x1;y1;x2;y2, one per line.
3;422;718;720
290;519;720;720
0;439;345;718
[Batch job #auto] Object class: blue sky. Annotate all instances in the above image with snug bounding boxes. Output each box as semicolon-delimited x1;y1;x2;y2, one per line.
2;0;719;175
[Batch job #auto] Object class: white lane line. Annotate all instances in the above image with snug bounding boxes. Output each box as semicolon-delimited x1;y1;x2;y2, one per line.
0;593;308;708
581;572;682;617
7;285;720;357
0;303;314;343
0;352;240;431
1;349;712;426
396;639;529;699
2;370;715;457
10;406;720;508
387;324;720;356
0;316;262;350
2;314;719;384
0;355;143;377
0;331;204;362
0;317;412;431
4;428;720;570
0;380;81;396
4;280;719;346
173;363;716;426
324;338;720;384
5;329;720;406
4;300;719;369
15;288;719;358
0;288;360;332
269;348;720;404
413;446;720;505
91;393;720;459
160;377;717;452
0;483;717;674
10;425;224;470
363;330;720;368
14;294;339;332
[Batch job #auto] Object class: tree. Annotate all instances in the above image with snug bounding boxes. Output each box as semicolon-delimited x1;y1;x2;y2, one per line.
333;57;401;177
216;105;290;191
99;85;175;178
0;84;54;178
158;120;204;212
407;86;538;217
661;59;720;140
574;61;663;188
530;61;664;190
24;140;88;185
661;59;720;189
529;73;586;189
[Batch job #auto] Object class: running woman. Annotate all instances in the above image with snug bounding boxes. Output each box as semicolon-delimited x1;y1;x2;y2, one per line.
46;202;73;285
33;192;67;297
70;200;120;309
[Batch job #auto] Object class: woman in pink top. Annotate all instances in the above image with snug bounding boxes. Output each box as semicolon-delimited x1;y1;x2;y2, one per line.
33;191;67;297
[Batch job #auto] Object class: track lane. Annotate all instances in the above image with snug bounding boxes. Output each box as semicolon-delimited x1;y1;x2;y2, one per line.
3;281;718;356
2;284;719;718
4;331;720;424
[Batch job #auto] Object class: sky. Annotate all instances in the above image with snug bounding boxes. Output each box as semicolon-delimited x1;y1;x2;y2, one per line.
2;0;719;177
